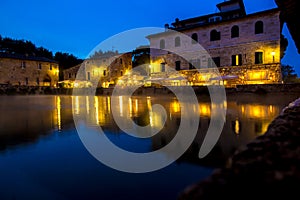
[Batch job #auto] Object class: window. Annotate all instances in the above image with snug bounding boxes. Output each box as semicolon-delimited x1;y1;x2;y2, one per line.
25;77;28;85
50;64;53;70
208;57;221;67
255;21;264;34
232;54;242;66
120;71;123;76
120;58;123;64
255;52;263;64
191;33;198;44
69;73;71;78
161;63;166;72
103;70;107;76
160;39;165;49
175;36;181;47
210;30;221;41
87;72;91;81
175;61;181;71
231;25;239;38
36;78;40;85
21;61;26;69
38;63;42;70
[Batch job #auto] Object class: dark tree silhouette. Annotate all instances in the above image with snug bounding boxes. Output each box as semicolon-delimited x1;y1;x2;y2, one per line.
281;64;299;83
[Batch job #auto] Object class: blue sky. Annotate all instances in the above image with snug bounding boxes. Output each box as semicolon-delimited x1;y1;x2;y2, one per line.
0;0;299;75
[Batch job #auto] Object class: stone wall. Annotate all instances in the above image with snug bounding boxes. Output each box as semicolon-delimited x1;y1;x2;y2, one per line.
178;98;300;199
0;57;59;87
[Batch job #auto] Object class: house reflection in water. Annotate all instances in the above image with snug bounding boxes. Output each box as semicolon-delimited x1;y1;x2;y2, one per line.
72;95;282;166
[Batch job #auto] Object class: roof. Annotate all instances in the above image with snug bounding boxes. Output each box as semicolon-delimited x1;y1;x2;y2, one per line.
0;52;58;63
147;8;280;38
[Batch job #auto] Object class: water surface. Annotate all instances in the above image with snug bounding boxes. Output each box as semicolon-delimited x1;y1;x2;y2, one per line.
0;94;297;200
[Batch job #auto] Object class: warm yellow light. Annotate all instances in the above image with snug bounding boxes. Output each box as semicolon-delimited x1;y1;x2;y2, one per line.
199;104;211;117
119;96;123;117
171;101;180;113
56;96;61;131
236;55;239;66
235;119;240;135
271;52;276;56
94;96;99;125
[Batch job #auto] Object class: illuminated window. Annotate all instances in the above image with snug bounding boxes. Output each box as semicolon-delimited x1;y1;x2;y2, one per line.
160;39;165;49
175;61;181;71
191;33;198;44
175;36;181;47
232;54;242;66
210;29;221;41
255;52;263;64
255;21;264;34
231;25;239;38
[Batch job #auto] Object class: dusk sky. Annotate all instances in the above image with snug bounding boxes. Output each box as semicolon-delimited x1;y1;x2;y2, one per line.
1;0;299;75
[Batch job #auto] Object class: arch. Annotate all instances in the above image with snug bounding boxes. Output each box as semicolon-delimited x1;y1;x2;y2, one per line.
231;25;239;38
255;21;264;34
210;29;221;41
191;33;198;44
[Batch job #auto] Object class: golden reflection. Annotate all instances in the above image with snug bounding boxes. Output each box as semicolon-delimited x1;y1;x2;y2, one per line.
107;96;111;113
235;119;240;135
241;104;277;119
119;96;124;117
56;96;61;131
86;96;90;114
147;97;152;110
199;103;211;117
170;100;180;113
149;111;164;129
94;96;99;125
129;97;133;117
135;99;138;114
72;96;80;115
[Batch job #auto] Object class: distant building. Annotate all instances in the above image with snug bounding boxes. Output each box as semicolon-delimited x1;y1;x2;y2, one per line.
0;53;59;87
63;53;132;88
147;0;282;87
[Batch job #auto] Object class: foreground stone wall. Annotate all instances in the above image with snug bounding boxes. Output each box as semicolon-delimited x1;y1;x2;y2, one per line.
178;98;300;199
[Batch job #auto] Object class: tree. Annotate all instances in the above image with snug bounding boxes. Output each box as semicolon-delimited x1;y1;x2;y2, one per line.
281;64;299;83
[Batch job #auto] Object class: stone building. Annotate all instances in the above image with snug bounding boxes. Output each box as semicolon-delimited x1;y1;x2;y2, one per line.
0;53;59;87
147;0;282;87
63;52;132;88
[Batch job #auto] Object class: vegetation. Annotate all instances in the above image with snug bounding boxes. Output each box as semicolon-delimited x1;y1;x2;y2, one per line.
0;35;83;80
281;64;299;83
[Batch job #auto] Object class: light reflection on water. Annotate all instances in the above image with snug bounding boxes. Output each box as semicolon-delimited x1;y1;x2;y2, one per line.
0;94;298;200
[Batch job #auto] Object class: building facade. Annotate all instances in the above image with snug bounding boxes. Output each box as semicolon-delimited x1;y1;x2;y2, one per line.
0;53;59;87
63;53;132;88
147;0;282;87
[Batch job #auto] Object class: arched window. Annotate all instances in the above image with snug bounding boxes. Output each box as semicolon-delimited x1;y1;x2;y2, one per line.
191;33;198;44
210;30;221;41
255;21;264;34
160;39;165;49
175;36;181;47
231;25;239;38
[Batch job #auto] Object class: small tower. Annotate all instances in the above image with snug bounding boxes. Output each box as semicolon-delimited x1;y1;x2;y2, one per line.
216;0;246;16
